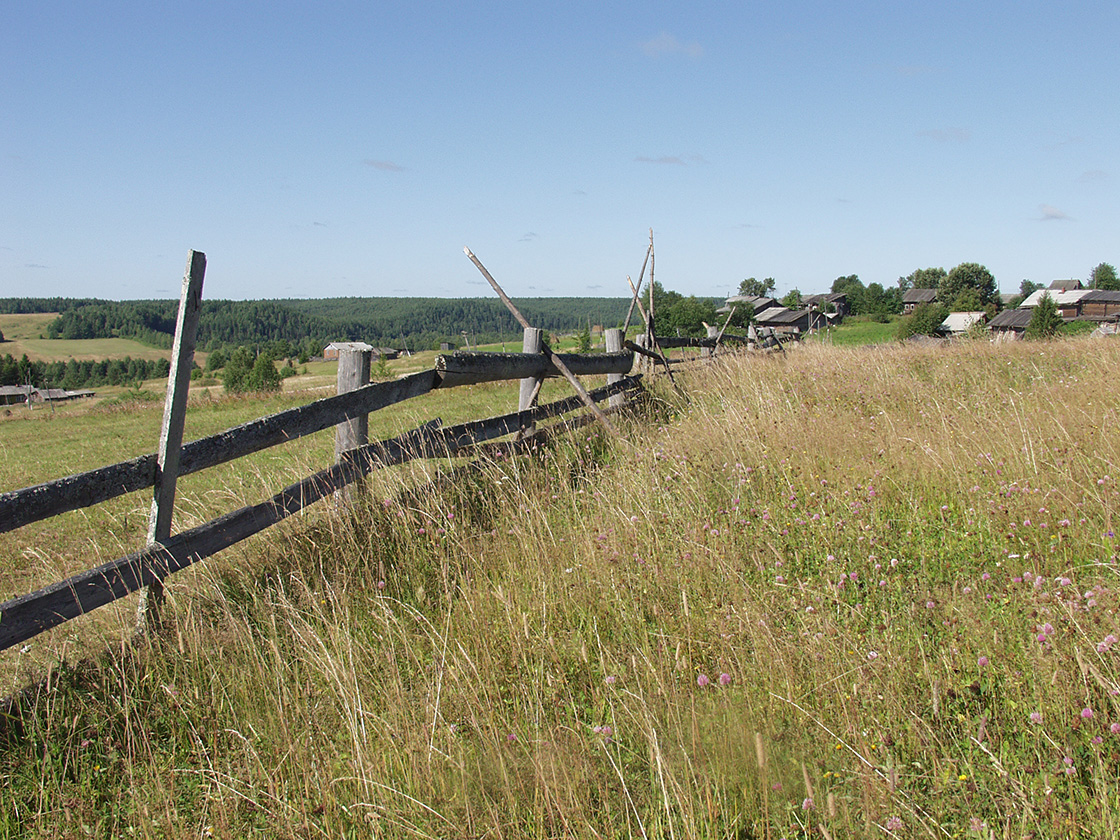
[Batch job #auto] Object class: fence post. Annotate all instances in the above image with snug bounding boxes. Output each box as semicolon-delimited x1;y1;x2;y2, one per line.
605;328;625;409
335;346;372;468
518;327;543;438
634;333;651;375
705;325;719;359
136;250;206;634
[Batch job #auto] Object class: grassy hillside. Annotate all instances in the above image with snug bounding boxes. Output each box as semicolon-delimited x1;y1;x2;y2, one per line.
2;337;1119;838
0;313;173;364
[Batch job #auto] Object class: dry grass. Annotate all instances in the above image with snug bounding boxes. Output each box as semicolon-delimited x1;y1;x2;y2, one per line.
2;336;1119;839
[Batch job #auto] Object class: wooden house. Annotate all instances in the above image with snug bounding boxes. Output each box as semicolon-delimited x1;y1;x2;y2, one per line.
1078;290;1120;321
987;308;1033;338
323;341;374;361
902;289;938;313
754;306;810;334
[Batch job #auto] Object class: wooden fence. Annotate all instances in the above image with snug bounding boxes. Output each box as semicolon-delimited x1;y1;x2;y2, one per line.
0;251;644;652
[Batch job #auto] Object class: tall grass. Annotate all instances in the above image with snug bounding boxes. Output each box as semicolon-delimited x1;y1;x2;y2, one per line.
2;337;1119;839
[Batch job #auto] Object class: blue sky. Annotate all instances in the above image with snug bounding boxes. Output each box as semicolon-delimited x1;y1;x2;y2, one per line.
2;1;1116;301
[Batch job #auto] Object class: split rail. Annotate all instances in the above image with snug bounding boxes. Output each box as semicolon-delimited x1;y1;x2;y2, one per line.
0;251;643;652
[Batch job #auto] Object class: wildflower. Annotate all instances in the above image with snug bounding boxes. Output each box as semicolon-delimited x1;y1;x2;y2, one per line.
605;675;617;685
719;673;732;686
1030;711;1042;724
886;816;903;830
801;797;814;811
1096;634;1117;653
926;600;935;609
697;674;711;687
507;733;518;742
1110;722;1120;734
977;656;990;668
1082;707;1094;719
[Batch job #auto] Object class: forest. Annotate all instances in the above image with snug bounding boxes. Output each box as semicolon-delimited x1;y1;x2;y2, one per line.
0;296;652;356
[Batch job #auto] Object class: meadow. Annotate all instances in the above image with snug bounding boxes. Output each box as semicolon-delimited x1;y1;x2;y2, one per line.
1;336;1119;839
0;314;174;365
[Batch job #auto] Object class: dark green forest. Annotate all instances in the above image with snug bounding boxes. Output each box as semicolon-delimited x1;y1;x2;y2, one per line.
0;296;644;354
0;293;727;390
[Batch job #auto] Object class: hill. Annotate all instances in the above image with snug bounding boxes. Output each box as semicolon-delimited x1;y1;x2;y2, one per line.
2;336;1118;837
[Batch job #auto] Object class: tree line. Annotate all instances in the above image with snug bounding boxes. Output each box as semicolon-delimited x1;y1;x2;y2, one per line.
0;354;172;390
0;296;638;355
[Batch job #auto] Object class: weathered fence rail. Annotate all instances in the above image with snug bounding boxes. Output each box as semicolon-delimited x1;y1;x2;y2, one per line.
0;376;639;651
0;245;749;654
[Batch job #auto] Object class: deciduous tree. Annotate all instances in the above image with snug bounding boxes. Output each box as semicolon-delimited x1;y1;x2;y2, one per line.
938;263;997;310
1091;262;1119;291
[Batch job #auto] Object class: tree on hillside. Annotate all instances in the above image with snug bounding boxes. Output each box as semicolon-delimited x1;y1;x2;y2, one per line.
737;277;776;297
223;346;254;394
831;275;864;313
900;267;947;291
648;282;720;337
575;321;591;353
938;262;997;310
896;302;949;340
1091;262;1119;290
247;351;282;392
1025;294;1062;339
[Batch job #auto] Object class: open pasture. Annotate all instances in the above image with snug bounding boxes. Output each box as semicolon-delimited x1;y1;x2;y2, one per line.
2;336;1119;839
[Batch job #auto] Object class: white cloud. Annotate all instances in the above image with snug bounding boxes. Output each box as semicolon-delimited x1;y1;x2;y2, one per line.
636;155;687;165
363;159;405;172
1038;204;1072;221
641;32;704;58
917;127;970;143
1079;169;1109;183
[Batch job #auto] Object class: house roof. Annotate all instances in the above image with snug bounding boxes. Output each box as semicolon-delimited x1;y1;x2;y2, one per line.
722;294;777;311
1048;279;1083;290
802;293;847;308
988;308;1034;330
1021;289;1090;308
1080;290;1120;303
903;289;938;304
324;341;374;351
938;311;986;334
755;306;808;325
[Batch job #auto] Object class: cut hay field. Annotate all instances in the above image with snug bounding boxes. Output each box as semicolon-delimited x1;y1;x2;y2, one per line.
0;313;173;363
2;336;1119;839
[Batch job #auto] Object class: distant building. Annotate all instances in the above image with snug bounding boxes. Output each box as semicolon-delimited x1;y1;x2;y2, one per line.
902;289;938;313
323;341;374;361
937;311;987;337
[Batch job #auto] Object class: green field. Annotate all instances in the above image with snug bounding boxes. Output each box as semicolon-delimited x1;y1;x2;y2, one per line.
0;313;174;364
2;336;1119;838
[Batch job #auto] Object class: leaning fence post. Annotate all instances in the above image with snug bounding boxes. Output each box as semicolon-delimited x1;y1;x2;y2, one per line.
605;328;625;409
705;325;719;359
517;327;544;438
335;345;372;503
136;249;205;634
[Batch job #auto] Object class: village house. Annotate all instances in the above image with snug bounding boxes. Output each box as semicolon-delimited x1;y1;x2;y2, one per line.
937;311;987;337
902;289;938;313
322;341;373;361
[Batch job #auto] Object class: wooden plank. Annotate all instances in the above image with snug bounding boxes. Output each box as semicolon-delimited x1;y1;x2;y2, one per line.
517;327;543;439
463;247;617;434
435;351;634;387
139;249;206;627
335;346;372;460
0;371;439;534
0;374;643;652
